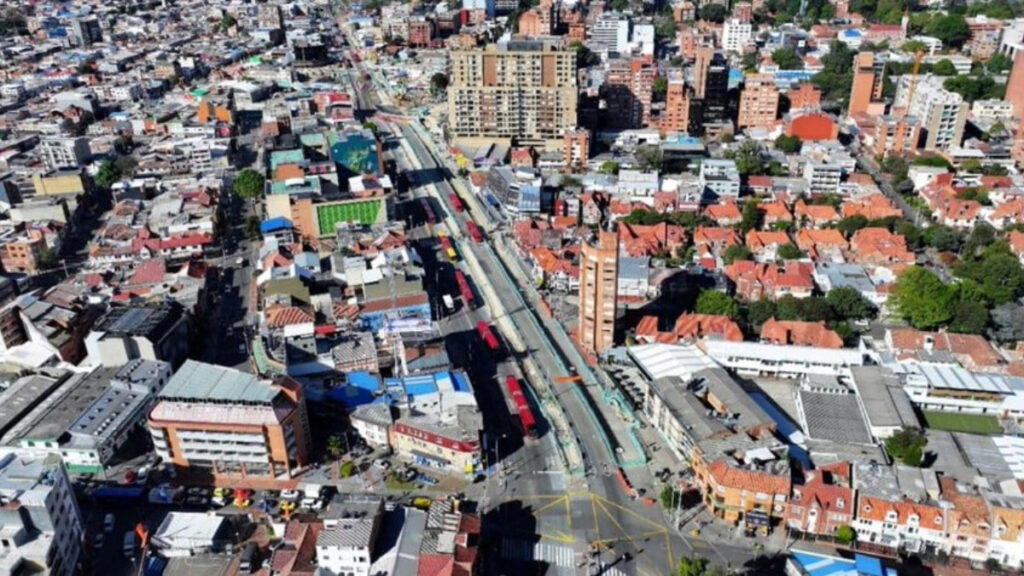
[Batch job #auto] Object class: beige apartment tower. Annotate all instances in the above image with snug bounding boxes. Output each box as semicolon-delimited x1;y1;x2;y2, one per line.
737;74;780;129
448;42;578;149
578;231;619;354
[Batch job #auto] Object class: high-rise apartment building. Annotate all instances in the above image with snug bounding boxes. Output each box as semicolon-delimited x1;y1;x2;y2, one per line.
848;52;881;117
590;12;631;53
693;45;715;99
689;52;731;133
873;115;921;157
662;72;691;134
894;75;968;151
448;42;578;148
70;17;102;46
721;19;752;53
602;58;654;130
737;74;779;129
564;127;590;170
1005;52;1024;116
578;231;619;354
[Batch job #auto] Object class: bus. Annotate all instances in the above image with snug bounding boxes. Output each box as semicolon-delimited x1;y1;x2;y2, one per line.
506;376;538;439
477;320;499;351
420;197;436;225
466;221;483;243
455;270;474;307
449;193;464;213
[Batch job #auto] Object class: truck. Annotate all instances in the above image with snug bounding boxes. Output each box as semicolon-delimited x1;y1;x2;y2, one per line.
506;376;538;439
449;193;464;213
455;270;474;307
477;320;499;351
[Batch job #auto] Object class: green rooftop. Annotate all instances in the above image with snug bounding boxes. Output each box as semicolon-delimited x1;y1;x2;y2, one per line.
269;149;307;171
317;198;383;235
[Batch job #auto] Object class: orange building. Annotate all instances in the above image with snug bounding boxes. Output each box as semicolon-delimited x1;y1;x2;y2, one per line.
578;231;619;353
1005;52;1024;117
696;457;791;527
563;127;590;170
786;113;839;141
408;19;434;47
147;360;311;483
738;74;779;129
661;73;690;134
197;99;232;125
518;10;543;36
788;83;821;111
0;235;44;274
848;52;879;117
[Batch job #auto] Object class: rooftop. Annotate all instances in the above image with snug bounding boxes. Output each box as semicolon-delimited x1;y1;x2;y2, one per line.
94;303;183;340
159;360;277;404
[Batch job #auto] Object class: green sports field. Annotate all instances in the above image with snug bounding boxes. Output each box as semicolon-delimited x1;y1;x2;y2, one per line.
317;199;382;235
923;411;1002;435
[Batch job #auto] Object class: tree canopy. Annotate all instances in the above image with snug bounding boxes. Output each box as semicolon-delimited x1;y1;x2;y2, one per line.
825;287;875;320
926;14;970;48
885;427;927;467
233;168;266;202
696;290;741;319
94;160;121;189
774;134;803;154
699;3;728;22
890;267;956;329
772;47;803;70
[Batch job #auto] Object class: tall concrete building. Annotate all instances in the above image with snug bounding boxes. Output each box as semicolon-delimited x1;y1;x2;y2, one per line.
602;58;654;130
1005;51;1024;117
578;231;619;354
848;52;880;117
70;17;102;46
693;46;715;99
737;74;779;129
448;42;578;149
689;51;731;134
662;72;690;134
590;12;631;53
894;75;968;151
721;18;752;53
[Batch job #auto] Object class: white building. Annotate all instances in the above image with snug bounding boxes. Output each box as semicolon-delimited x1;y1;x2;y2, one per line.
317;495;383;576
38;137;91;170
350;403;393;448
889;362;1024;417
721;19;752;53
972;99;1014;120
700;159;741;198
0;454;82;576
894;75;969;151
702;340;866;378
590;12;630;53
802;162;843;194
151;513;228;557
630;23;655;56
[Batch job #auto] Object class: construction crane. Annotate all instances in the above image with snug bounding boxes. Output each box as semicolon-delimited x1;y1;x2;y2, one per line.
902;49;925;116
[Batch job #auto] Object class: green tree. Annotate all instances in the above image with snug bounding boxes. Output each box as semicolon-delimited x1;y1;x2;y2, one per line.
926;14;970;48
902;39;928;53
811;41;855;104
570;40;600;68
772;47;803;70
94;160;121;190
944;75;1005;103
885;427;927;467
777;243;803;260
890;267;957;329
326;435;345;460
37;247;59;271
429;73;449;96
635;145;664;172
923;225;961;252
912;155;953;169
660;485;681;509
610;0;629;10
723;244;753;264
741;51;760;72
988;52;1013;74
826;287;875;320
931;59;958;76
747;299;777;328
653;77;669;100
897;221;923;249
220;11;237;32
233;168;265;202
340;460;356;478
739;198;762;232
696;290;741;319
244;215;262;241
678;556;710;576
733;141;766;176
599;161;619;175
836;215;869;237
774;134;802;154
699;3;728;22
949;299;989;334
835;525;856;545
953;242;1024;305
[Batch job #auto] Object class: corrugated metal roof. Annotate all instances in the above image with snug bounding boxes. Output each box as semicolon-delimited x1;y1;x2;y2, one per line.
159;360;276;403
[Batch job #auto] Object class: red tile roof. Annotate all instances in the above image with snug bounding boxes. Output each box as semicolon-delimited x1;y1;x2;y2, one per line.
761;318;843;348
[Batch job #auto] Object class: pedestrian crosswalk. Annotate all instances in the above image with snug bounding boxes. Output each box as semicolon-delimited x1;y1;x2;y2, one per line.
501;538;575;568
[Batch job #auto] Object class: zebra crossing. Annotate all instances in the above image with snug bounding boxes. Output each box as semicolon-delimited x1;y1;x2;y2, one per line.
501;538;575;568
500;539;629;576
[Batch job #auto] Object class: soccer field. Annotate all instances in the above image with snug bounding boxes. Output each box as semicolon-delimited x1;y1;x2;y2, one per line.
923;411;1002;435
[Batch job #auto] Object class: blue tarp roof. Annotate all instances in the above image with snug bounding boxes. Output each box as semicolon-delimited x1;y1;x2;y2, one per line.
261;216;293;233
452;372;470;393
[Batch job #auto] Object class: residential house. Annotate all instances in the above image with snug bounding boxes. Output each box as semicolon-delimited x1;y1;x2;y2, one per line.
794;200;840;227
694;227;741;263
703;201;742;226
786;463;855;537
841;194;902;220
746;230;793;262
941;476;993;563
883;328;1003;371
759;201;793;228
796;229;848;262
618;222;687;258
760;318;844;348
635;313;743;343
847;228;914;267
725;261;815;301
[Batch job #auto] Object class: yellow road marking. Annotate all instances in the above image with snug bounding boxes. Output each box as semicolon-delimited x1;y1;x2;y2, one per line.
594;498;633;544
530;495;568;517
594;494;668;531
640;529;668;539
538;529;575;544
590;494;601;543
564;494;572;532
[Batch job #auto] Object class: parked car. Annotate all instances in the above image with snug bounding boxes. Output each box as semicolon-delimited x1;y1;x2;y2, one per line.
103;513;115;533
280;489;301;501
